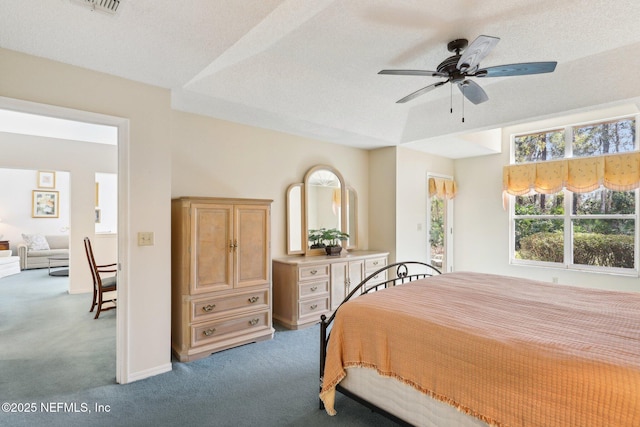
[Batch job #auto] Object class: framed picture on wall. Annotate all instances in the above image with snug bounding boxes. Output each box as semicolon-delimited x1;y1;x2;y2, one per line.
95;208;101;223
32;190;59;218
37;171;56;189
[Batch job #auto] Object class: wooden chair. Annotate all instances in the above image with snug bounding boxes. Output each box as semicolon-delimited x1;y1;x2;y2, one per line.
83;237;117;319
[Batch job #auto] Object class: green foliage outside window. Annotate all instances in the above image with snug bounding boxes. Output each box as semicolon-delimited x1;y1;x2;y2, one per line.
512;116;637;271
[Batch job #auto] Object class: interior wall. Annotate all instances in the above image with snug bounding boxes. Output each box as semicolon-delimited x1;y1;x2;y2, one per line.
454;104;640;292
0;133;117;294
0;168;70;249
368;147;398;261
169;110;370;259
1;47;173;381
395;147;454;265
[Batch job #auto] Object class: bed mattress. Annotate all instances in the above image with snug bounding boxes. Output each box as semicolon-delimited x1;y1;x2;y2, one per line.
341;366;487;427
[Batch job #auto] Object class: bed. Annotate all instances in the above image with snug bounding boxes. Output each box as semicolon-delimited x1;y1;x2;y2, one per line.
319;262;640;427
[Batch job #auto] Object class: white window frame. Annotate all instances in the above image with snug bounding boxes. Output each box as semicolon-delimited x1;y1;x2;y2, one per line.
427;172;454;273
509;114;639;276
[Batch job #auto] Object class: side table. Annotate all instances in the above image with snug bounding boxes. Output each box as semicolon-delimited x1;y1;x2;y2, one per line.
48;256;69;277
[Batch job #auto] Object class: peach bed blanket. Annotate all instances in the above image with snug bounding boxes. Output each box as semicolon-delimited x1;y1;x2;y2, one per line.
320;272;640;426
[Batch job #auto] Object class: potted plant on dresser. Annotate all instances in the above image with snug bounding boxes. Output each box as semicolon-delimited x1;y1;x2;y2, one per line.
319;228;349;256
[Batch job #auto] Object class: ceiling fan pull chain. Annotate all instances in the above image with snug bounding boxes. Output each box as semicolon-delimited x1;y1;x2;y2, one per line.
461;85;465;123
450;83;453;114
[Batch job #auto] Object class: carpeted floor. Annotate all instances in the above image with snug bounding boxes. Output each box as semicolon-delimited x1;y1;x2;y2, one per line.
0;269;397;427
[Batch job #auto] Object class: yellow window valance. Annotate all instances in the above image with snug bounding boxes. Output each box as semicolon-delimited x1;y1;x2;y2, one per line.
429;177;458;199
503;151;640;196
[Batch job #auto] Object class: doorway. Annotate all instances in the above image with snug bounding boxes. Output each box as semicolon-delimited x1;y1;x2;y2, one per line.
427;174;454;273
0;96;129;383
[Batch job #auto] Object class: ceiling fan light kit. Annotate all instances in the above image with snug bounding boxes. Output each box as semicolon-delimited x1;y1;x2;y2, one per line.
379;35;557;122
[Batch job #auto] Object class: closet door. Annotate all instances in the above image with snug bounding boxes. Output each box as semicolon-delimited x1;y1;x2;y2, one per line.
191;203;234;294
234;204;270;289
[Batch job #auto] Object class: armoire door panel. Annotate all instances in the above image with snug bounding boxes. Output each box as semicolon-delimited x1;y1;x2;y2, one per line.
235;206;270;288
192;204;234;293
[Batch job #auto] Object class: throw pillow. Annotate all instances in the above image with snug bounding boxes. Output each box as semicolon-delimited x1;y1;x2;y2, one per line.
22;234;50;251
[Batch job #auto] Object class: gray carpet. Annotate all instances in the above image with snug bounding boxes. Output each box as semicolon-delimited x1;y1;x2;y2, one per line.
0;270;397;427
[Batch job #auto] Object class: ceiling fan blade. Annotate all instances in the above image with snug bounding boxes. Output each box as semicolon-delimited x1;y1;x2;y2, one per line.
379;69;448;78
457;80;488;105
457;35;500;73
476;61;557;77
396;81;447;103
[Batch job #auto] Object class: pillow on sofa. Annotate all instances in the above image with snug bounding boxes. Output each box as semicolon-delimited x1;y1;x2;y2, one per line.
21;233;50;251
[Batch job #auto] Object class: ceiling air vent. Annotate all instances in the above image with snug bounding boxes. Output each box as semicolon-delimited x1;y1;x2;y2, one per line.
71;0;120;15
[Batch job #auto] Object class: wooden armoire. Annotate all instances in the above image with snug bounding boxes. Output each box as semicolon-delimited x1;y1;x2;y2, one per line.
171;197;274;362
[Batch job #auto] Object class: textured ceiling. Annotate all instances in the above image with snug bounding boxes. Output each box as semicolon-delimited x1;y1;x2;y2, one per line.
2;0;640;158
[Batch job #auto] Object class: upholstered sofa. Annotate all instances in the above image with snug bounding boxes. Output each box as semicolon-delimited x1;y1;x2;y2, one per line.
16;234;69;270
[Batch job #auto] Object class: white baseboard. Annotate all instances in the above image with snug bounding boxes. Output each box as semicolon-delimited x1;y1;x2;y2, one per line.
123;362;172;384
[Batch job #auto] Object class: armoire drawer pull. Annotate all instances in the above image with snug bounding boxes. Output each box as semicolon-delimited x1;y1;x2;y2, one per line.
310;286;318;292
310;304;318;310
203;328;216;336
202;304;216;312
310;269;317;275
248;296;259;303
249;318;260;326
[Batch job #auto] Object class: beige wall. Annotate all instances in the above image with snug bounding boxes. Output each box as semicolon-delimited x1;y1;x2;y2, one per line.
368;146;454;264
170;111;371;258
396;147;454;264
454;104;640;292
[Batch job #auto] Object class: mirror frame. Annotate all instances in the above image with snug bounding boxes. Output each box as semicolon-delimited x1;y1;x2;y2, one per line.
303;165;346;256
346;186;358;250
286;165;358;256
286;183;305;255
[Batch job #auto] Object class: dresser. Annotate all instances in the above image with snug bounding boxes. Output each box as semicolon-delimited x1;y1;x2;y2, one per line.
171;197;274;362
272;251;388;329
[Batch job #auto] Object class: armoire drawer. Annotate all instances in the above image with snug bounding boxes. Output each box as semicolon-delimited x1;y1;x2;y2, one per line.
299;280;329;298
191;310;270;347
298;296;329;319
191;289;269;322
299;264;330;281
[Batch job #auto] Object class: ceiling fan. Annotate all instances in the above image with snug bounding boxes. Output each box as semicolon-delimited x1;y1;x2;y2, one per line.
379;35;557;106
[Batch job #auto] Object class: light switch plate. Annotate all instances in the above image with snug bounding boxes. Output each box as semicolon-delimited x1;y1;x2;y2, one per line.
138;232;154;246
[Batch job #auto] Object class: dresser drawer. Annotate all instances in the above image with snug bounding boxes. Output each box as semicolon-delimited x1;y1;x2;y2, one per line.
299;264;330;281
365;257;387;272
298;296;329;319
366;270;387;284
191;310;270;347
299;280;329;298
191;289;269;322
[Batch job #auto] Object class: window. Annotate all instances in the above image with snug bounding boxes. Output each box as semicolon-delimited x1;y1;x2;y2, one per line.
511;116;638;273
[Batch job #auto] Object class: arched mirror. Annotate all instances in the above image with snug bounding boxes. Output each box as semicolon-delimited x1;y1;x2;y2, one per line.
286;165;358;255
305;165;344;255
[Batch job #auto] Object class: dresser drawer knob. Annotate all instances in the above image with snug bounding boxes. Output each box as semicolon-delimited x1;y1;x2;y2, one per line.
249;318;260;326
202;304;216;312
373;261;379;265
310;286;318;292
310;304;318;310
203;328;216;336
248;296;259;303
310;269;317;275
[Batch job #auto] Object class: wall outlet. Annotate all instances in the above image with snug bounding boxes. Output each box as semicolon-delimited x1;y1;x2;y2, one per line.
138;232;154;246
552;277;559;284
